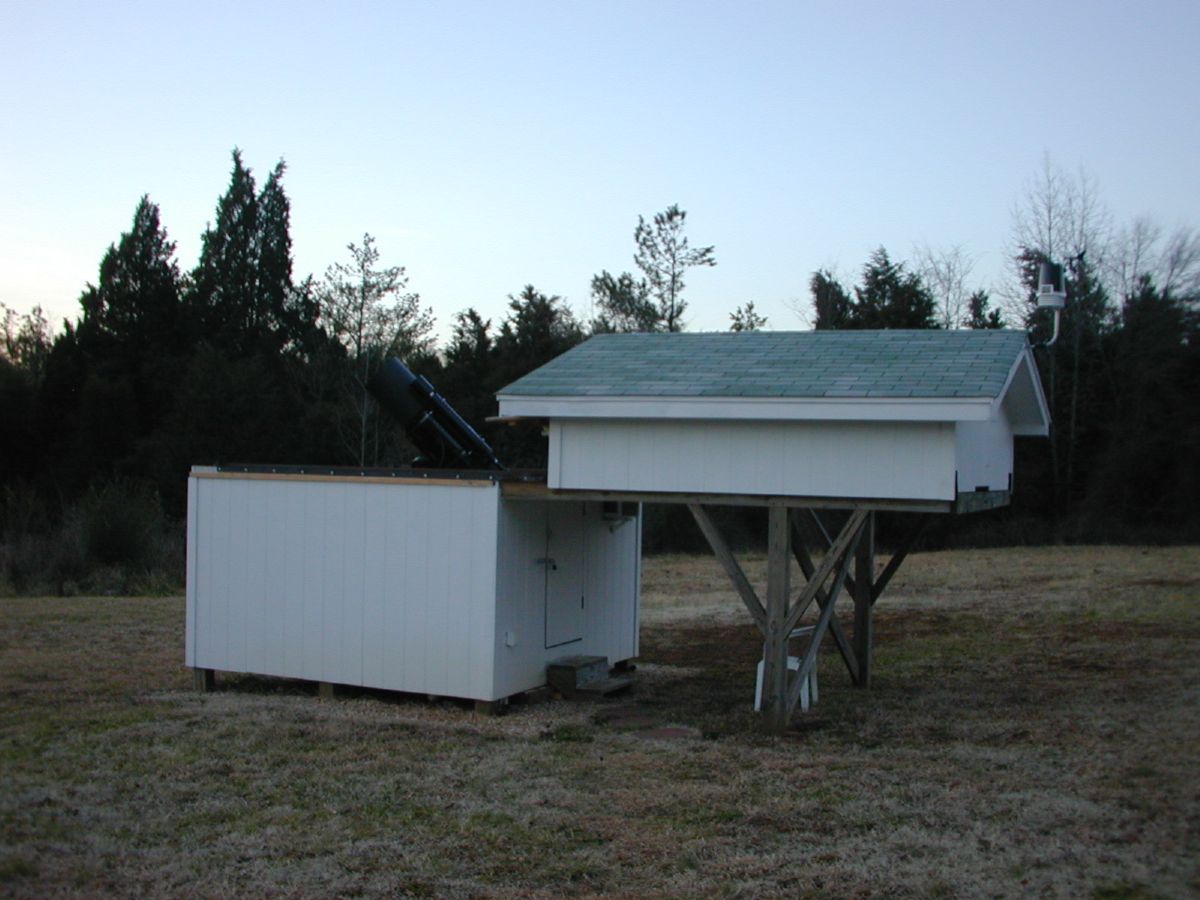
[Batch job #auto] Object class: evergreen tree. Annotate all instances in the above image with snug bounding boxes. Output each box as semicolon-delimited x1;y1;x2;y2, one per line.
439;308;499;432
256;161;292;330
633;204;716;331
809;250;937;330
1015;246;1115;527
36;197;186;494
445;308;493;371
495;285;583;375
965;290;1005;329
589;271;659;333
1086;277;1200;532
728;301;767;332
810;270;852;330
191;150;261;353
853;247;939;329
493;286;583;466
76;197;185;388
77;197;182;349
189;151;308;356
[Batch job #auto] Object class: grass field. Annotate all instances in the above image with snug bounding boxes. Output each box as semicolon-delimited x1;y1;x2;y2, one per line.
1;546;1197;897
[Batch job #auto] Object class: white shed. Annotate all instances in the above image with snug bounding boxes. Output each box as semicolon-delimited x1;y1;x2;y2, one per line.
496;329;1049;728
496;330;1049;508
186;468;640;703
187;329;1048;727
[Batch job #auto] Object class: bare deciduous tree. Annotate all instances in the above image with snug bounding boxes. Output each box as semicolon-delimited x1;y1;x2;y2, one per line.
1006;154;1112;320
1109;217;1200;303
913;243;978;328
319;233;435;465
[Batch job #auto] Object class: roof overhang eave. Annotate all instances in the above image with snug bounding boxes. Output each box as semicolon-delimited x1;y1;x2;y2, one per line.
996;347;1052;435
495;393;999;423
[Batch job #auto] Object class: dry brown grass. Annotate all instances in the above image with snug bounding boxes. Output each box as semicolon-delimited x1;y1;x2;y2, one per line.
1;546;1197;898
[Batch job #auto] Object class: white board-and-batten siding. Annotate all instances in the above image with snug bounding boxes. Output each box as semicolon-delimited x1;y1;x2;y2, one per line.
187;471;641;702
187;473;500;700
491;501;640;699
549;419;959;501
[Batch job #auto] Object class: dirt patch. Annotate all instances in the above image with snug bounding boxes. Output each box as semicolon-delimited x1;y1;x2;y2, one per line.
641;620;762;668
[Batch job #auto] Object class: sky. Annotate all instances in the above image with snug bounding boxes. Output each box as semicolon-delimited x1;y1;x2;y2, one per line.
2;0;1197;343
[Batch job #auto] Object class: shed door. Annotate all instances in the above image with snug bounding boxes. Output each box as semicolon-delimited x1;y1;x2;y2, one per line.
544;503;585;648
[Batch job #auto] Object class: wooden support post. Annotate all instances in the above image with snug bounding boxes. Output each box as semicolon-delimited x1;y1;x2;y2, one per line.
853;511;876;688
192;668;215;692
761;504;792;733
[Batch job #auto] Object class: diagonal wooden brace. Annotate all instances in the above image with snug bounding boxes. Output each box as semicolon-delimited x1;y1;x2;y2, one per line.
808;510;929;608
869;514;929;604
687;503;767;633
786;519;863;712
790;512;860;685
806;508;861;599
784;508;869;635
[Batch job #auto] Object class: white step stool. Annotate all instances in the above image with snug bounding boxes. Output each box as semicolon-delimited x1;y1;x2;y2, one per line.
753;625;819;712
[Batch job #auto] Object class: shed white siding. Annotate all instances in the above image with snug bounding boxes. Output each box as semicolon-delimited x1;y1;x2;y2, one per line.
492;500;640;699
187;474;501;700
187;471;640;702
954;416;1014;493
549;419;958;501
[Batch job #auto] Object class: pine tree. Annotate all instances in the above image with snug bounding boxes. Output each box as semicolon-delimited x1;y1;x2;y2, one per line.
728;301;767;332
633;205;716;331
319;233;435;465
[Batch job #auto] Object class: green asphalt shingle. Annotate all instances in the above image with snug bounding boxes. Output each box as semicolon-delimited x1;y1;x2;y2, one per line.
498;330;1029;400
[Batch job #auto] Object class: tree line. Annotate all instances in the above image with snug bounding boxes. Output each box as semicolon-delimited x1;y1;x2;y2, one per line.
1;152;1197;592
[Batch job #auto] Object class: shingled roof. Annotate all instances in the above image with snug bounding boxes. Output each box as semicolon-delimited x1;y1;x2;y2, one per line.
499;330;1031;400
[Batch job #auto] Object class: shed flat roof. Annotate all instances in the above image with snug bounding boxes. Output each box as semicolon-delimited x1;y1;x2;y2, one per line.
499;330;1030;400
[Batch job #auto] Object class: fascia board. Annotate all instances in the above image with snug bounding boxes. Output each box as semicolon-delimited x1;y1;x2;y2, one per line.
496;394;996;422
997;349;1051;436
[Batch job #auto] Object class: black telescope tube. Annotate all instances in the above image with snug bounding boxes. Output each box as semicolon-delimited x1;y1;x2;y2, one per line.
366;357;505;471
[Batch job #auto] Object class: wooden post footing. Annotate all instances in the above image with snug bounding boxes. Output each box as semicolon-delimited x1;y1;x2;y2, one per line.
193;668;215;692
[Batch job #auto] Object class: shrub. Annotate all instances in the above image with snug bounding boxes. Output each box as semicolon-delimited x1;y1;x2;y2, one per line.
0;479;183;596
78;479;165;570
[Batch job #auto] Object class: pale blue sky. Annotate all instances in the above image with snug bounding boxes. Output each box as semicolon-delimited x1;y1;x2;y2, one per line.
2;0;1197;341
